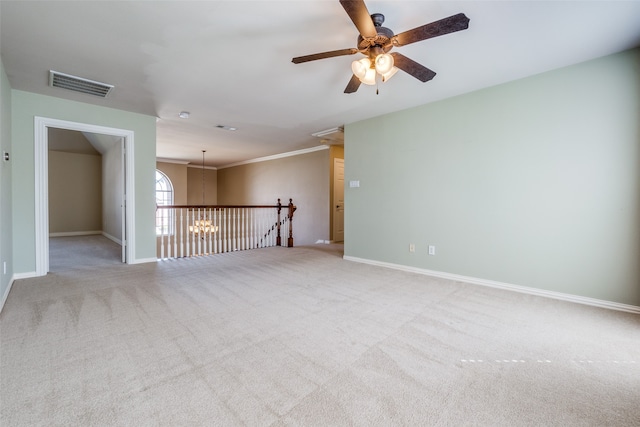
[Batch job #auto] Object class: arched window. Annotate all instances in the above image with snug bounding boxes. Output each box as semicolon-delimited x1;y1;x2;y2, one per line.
155;170;174;235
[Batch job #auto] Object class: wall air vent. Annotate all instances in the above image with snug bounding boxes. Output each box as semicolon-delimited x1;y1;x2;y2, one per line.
49;70;114;98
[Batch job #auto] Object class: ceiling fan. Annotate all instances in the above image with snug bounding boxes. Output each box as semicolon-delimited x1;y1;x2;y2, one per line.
292;0;470;93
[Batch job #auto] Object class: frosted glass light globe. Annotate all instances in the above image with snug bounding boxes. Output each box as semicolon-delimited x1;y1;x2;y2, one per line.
374;53;394;75
351;58;371;79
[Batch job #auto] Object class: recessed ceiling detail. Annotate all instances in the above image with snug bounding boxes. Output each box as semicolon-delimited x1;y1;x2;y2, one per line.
49;70;114;98
215;125;237;131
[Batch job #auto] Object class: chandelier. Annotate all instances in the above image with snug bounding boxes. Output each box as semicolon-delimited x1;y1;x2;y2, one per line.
189;150;218;235
190;218;216;234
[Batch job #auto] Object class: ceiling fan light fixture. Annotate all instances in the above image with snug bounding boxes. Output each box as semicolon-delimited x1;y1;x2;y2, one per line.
359;67;377;85
374;53;394;75
351;58;371;80
381;66;399;82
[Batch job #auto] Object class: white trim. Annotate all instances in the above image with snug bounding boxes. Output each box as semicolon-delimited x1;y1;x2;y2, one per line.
13;272;38;280
156;158;190;165
186;164;217;170
34;117;136;276
50;231;102;237
2;271;39;312
311;127;343;138
49;231;122;245
130;257;158;265
343;256;640;314
102;231;122;245
0;275;15;314
34;118;49;274
218;145;329;169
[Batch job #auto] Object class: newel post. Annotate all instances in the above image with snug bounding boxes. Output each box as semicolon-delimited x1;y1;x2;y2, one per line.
287;198;297;247
276;198;282;247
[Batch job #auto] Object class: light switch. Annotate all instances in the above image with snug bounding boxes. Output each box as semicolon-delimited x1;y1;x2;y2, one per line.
349;180;360;188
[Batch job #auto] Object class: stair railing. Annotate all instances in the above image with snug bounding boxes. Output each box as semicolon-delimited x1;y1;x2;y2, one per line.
156;199;296;259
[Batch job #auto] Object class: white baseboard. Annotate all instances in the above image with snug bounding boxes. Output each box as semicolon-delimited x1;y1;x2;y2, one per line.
130;257;158;265
0;275;15;314
102;232;122;245
13;272;38;280
50;231;101;237
1;271;39;313
343;256;640;314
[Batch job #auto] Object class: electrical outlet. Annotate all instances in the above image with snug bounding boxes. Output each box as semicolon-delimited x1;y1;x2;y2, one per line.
428;245;436;255
409;243;415;253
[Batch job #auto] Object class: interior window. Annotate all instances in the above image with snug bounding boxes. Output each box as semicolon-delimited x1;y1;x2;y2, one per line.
155;170;174;235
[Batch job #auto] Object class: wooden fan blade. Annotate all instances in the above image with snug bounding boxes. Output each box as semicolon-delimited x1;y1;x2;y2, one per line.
392;13;469;47
390;53;436;82
292;48;359;64
344;74;362;93
339;0;377;39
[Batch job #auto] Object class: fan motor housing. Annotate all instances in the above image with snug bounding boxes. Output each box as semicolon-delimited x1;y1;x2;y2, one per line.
357;24;394;53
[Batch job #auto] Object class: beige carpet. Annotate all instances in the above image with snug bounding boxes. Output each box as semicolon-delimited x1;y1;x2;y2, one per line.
49;235;123;272
1;239;639;426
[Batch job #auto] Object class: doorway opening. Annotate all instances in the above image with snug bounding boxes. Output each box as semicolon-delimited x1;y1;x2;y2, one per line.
34;117;135;276
333;158;345;243
47;128;124;271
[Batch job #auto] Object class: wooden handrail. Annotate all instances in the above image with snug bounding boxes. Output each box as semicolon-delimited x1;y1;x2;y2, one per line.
157;204;281;209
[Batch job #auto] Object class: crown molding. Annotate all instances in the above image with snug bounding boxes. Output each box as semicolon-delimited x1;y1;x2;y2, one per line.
186;164;217;170
156;158;190;165
217;145;329;170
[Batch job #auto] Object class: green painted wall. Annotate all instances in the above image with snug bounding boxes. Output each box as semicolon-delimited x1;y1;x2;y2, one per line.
11;90;157;273
0;59;13;304
345;48;640;306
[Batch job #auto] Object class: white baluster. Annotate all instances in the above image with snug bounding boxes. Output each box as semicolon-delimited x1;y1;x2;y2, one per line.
179;208;184;258
171;208;177;258
239;208;243;250
159;208;164;259
208;207;213;255
250;208;255;249
213;208;218;254
224;208;229;253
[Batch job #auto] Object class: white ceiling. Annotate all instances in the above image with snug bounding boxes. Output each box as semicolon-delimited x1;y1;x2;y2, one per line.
2;1;639;168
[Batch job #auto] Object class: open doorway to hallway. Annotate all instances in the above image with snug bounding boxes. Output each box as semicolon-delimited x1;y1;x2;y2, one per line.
34;116;136;277
47;128;125;271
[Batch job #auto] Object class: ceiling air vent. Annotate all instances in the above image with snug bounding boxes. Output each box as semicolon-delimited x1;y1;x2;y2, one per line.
49;70;114;98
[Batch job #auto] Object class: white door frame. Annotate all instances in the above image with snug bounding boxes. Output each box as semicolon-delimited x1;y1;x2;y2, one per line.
34;116;136;276
333;158;345;243
120;137;126;263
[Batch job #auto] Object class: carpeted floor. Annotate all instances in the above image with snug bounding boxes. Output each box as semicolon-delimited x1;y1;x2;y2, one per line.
49;235;123;272
1;238;639;426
